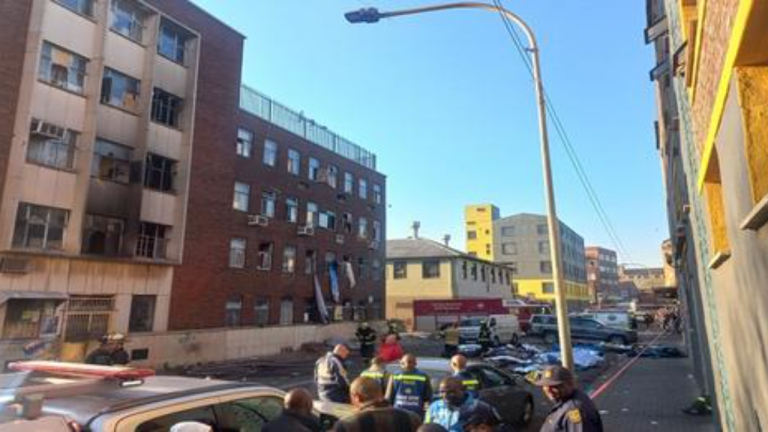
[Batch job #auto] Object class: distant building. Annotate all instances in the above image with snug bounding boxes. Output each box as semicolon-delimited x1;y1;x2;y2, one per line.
585;247;620;304
465;204;500;261
386;237;514;329
465;206;589;310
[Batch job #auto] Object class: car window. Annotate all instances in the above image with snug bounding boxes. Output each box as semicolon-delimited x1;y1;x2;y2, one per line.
136;405;217;432
214;396;284;432
475;367;511;388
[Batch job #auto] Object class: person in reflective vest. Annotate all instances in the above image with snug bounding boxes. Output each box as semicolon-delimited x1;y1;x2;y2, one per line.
385;353;433;417
360;356;390;392
315;344;352;403
450;354;480;396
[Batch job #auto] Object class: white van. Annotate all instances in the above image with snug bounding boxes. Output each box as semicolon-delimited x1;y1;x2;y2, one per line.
458;314;521;344
577;310;632;329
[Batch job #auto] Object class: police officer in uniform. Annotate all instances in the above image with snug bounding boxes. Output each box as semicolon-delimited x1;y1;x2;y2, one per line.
360;356;389;392
450;354;480;396
356;322;378;363
534;365;603;432
315;344;352;403
385;353;433;417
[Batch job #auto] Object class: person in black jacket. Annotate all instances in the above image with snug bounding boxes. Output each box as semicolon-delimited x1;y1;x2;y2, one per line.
264;388;322;432
356;322;378;363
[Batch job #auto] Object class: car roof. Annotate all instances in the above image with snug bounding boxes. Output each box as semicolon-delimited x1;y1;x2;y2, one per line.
6;375;271;427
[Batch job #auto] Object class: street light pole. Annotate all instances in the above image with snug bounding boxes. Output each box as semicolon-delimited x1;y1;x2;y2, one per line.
346;2;574;371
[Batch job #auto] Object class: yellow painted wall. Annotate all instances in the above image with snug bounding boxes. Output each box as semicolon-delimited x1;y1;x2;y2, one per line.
465;204;498;261
386;260;454;329
515;278;591;302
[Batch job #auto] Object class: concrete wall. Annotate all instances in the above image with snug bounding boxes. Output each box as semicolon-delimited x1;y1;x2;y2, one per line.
126;321;363;368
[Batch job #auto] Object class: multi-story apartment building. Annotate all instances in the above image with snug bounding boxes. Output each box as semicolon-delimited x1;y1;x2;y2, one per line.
465;204;499;261
0;0;206;362
646;0;768;429
386;237;514;329
0;0;385;364
585;246;619;303
170;85;386;330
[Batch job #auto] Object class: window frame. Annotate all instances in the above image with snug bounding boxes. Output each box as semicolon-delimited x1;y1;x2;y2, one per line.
82;214;125;256
150;88;183;128
128;295;156;333
91;138;132;184
39;41;88;94
12;203;69;251
422;260;441;279
143;153;176;192
393;261;408;279
157;18;191;65
54;0;94;17
233;181;250;212
263;139;278;166
229;238;247;269
282;245;297;274
261;191;276;218
109;0;146;44
101;67;141;111
287;148;301;175
27;120;77;170
236;128;253;158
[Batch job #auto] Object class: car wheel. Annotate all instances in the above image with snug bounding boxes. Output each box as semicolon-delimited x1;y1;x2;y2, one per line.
521;396;534;425
544;332;558;344
505;393;535;426
510;333;520;345
608;335;626;345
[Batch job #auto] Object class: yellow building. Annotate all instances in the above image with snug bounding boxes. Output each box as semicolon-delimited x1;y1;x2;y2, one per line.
386;237;514;329
465;204;499;261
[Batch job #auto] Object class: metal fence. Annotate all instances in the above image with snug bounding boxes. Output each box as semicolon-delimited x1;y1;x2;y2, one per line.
64;296;115;342
239;86;377;170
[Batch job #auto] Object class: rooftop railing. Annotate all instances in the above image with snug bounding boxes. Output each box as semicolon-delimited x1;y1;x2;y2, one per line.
240;85;377;171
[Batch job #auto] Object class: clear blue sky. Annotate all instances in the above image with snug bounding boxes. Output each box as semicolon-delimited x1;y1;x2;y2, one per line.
192;0;668;266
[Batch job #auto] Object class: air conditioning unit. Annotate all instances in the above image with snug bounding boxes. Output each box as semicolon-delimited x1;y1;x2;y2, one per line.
30;119;66;139
0;257;32;274
298;226;315;236
336;235;345;245
247;214;269;227
368;241;380;250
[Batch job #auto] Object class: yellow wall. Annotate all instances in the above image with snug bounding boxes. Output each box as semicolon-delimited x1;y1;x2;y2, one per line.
515;278;591;302
386;260;453;329
465;204;498;261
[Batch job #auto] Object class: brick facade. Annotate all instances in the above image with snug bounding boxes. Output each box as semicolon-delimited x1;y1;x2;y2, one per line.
147;0;386;330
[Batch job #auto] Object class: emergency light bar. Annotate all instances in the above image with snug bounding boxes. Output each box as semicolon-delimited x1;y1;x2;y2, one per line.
9;361;156;380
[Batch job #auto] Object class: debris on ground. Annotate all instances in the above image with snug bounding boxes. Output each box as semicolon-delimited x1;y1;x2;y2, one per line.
484;343;606;373
637;345;686;358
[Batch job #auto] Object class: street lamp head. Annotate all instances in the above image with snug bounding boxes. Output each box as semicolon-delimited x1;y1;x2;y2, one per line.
344;8;382;24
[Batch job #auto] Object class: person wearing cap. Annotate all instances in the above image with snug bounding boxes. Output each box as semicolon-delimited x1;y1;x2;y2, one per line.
385;353;433;417
356;322;378;363
315;343;352;403
360;356;390;391
85;333;128;366
450;354;480;396
425;376;498;432
459;400;508;432
534;365;603;432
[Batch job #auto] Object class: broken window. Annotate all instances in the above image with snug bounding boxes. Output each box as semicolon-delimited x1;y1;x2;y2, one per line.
422;260;440;279
319;210;336;230
287;149;301;175
158;17;192;64
92;139;131;184
308;158;320;181
39;41;87;93
342;213;354;234
13;203;69;251
101;68;140;111
2;299;60;339
27;119;77;170
144;153;176;192
305;249;317;275
110;0;146;43
82;214;125;256
306;202;319;227
327;165;338;188
151;88;183;128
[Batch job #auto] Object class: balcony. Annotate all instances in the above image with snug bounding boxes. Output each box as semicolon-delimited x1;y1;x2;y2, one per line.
240;85;377;171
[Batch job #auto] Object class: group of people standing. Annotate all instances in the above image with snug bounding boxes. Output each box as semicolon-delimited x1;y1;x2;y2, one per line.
314;343;505;432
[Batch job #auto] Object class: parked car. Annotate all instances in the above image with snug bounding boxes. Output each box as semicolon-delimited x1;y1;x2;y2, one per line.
528;314;638;345
385;357;534;426
458;315;520;345
0;361;354;432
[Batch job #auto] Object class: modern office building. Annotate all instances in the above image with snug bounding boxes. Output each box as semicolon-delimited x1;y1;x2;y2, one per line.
585;246;619;303
646;0;768;428
0;0;385;364
493;213;589;309
386;237;514;329
465;204;499;261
